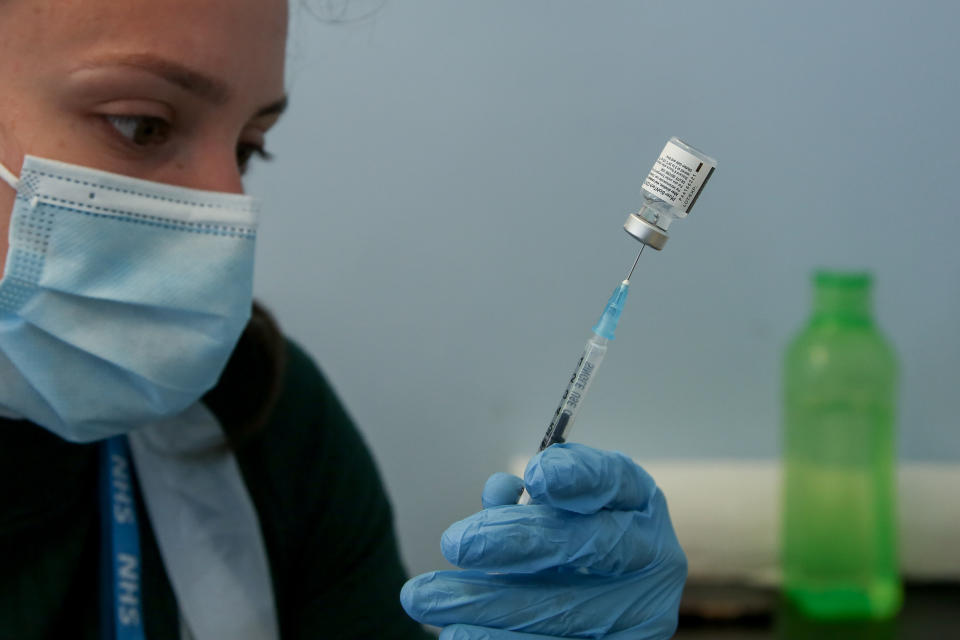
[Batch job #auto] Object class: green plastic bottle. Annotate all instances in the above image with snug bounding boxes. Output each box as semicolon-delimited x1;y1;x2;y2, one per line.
782;271;901;620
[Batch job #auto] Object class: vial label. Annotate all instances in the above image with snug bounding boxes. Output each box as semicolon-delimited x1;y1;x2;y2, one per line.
641;140;716;214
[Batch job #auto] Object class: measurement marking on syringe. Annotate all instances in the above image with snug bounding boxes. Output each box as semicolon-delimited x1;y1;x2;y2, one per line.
575;362;594;390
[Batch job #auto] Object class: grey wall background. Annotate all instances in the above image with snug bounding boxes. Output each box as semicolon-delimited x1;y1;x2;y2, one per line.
247;0;960;576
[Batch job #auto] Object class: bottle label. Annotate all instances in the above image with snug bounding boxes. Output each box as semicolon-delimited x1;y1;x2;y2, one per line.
641;140;716;213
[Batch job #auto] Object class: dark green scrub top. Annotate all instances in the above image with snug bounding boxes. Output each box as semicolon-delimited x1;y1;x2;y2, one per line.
0;340;432;640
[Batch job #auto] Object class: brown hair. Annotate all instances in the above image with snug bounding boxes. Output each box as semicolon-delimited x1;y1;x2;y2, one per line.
202;301;287;448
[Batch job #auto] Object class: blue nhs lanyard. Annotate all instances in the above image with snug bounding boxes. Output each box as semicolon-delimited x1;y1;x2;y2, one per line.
99;436;147;640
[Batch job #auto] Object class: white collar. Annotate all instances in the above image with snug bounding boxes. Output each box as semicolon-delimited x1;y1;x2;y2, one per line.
128;403;279;640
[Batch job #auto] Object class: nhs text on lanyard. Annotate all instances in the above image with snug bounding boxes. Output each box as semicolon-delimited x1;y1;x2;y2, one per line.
99;436;146;640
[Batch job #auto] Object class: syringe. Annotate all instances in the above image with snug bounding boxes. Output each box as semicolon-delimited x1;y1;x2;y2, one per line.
516;138;717;505
516;246;644;505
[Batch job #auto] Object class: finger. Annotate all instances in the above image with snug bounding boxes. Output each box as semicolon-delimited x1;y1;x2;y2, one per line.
482;472;524;509
441;495;676;574
524;442;657;514
400;569;684;639
439;624;563;640
440;623;678;640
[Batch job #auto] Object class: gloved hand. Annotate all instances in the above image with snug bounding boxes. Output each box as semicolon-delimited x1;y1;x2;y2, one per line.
400;443;686;639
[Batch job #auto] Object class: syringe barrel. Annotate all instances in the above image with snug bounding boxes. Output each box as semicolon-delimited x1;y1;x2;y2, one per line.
537;333;609;452
518;333;608;505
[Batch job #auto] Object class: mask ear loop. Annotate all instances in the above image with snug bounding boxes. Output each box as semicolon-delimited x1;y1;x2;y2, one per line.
0;161;19;190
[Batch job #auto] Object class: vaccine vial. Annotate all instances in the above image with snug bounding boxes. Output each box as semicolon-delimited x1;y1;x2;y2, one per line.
624;137;717;250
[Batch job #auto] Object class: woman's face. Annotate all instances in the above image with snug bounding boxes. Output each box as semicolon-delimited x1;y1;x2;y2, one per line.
0;0;288;273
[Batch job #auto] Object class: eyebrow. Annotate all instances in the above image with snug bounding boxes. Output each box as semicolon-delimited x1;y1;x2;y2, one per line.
80;53;288;118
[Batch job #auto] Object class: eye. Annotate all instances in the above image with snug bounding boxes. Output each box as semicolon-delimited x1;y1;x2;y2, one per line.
105;115;171;147
236;142;274;174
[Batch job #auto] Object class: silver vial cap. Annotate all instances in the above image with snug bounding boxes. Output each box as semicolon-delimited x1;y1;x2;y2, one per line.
623;213;668;250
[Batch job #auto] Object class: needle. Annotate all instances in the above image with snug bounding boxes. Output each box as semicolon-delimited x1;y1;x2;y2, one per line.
625;244;645;283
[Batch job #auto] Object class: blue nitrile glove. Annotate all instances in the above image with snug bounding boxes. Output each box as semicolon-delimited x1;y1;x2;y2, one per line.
400;443;687;639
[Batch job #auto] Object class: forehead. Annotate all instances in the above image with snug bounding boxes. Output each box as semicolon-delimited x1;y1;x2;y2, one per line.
8;0;287;99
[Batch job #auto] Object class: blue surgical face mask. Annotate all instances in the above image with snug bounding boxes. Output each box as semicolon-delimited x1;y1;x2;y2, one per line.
0;155;259;442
